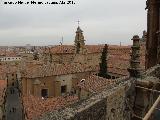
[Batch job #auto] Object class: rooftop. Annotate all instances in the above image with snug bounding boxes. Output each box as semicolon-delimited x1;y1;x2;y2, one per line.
77;75;115;93
23;95;78;120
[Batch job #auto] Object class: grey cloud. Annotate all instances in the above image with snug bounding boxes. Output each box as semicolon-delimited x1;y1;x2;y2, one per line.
0;0;147;46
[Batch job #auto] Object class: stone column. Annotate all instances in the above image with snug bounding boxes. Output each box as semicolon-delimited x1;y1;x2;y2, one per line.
157;30;160;64
157;2;160;64
146;0;159;69
128;35;142;78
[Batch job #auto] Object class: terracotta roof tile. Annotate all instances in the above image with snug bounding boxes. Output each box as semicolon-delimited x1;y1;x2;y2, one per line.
47;45;131;54
23;63;99;78
23;95;78;120
0;44;145;79
77;75;115;93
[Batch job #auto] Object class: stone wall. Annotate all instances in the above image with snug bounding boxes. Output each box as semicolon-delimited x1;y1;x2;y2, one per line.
145;65;160;78
132;65;160;119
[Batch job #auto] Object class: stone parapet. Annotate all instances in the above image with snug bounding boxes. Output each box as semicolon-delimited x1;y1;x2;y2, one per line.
128;35;142;78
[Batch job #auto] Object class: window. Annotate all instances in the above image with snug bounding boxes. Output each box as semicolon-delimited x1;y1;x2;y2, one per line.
61;85;67;94
41;89;48;98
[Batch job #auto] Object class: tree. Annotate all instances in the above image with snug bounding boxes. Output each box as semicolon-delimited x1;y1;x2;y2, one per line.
98;44;109;78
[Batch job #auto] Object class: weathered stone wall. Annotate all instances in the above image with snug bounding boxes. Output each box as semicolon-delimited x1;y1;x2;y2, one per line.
72;99;107;120
145;65;160;78
106;85;126;120
132;65;160;119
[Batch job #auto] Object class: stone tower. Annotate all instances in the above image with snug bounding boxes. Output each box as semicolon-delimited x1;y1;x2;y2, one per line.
145;0;160;69
128;35;142;78
74;26;86;54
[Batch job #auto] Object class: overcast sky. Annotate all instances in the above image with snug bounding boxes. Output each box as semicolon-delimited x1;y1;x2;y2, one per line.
0;0;147;46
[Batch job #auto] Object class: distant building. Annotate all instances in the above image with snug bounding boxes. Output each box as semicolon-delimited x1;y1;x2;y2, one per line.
0;56;21;62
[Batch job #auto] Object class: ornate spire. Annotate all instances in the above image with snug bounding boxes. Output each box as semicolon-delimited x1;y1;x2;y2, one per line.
76;26;83;33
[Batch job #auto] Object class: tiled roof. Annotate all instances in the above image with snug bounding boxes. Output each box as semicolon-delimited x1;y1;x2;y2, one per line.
23;95;78;120
108;67;129;76
77;75;115;93
0;80;7;105
0;44;145;79
42;44;145;77
23;63;99;78
46;45;131;54
86;45;104;53
0;66;7;80
51;45;75;54
0;50;19;57
24;45;139;78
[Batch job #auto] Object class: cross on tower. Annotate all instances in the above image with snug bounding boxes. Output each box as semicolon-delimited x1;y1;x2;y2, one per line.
77;20;80;26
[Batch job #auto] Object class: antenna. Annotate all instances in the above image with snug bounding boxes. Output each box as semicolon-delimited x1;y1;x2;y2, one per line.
62;36;63;45
60;36;63;45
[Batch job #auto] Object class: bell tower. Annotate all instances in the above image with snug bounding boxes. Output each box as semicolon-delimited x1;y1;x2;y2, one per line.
74;24;86;54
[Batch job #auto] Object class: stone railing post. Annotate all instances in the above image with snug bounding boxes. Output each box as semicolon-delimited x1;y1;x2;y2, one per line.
128;35;142;78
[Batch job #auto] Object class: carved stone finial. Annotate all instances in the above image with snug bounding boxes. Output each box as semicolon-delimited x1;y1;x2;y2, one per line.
128;35;142;78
